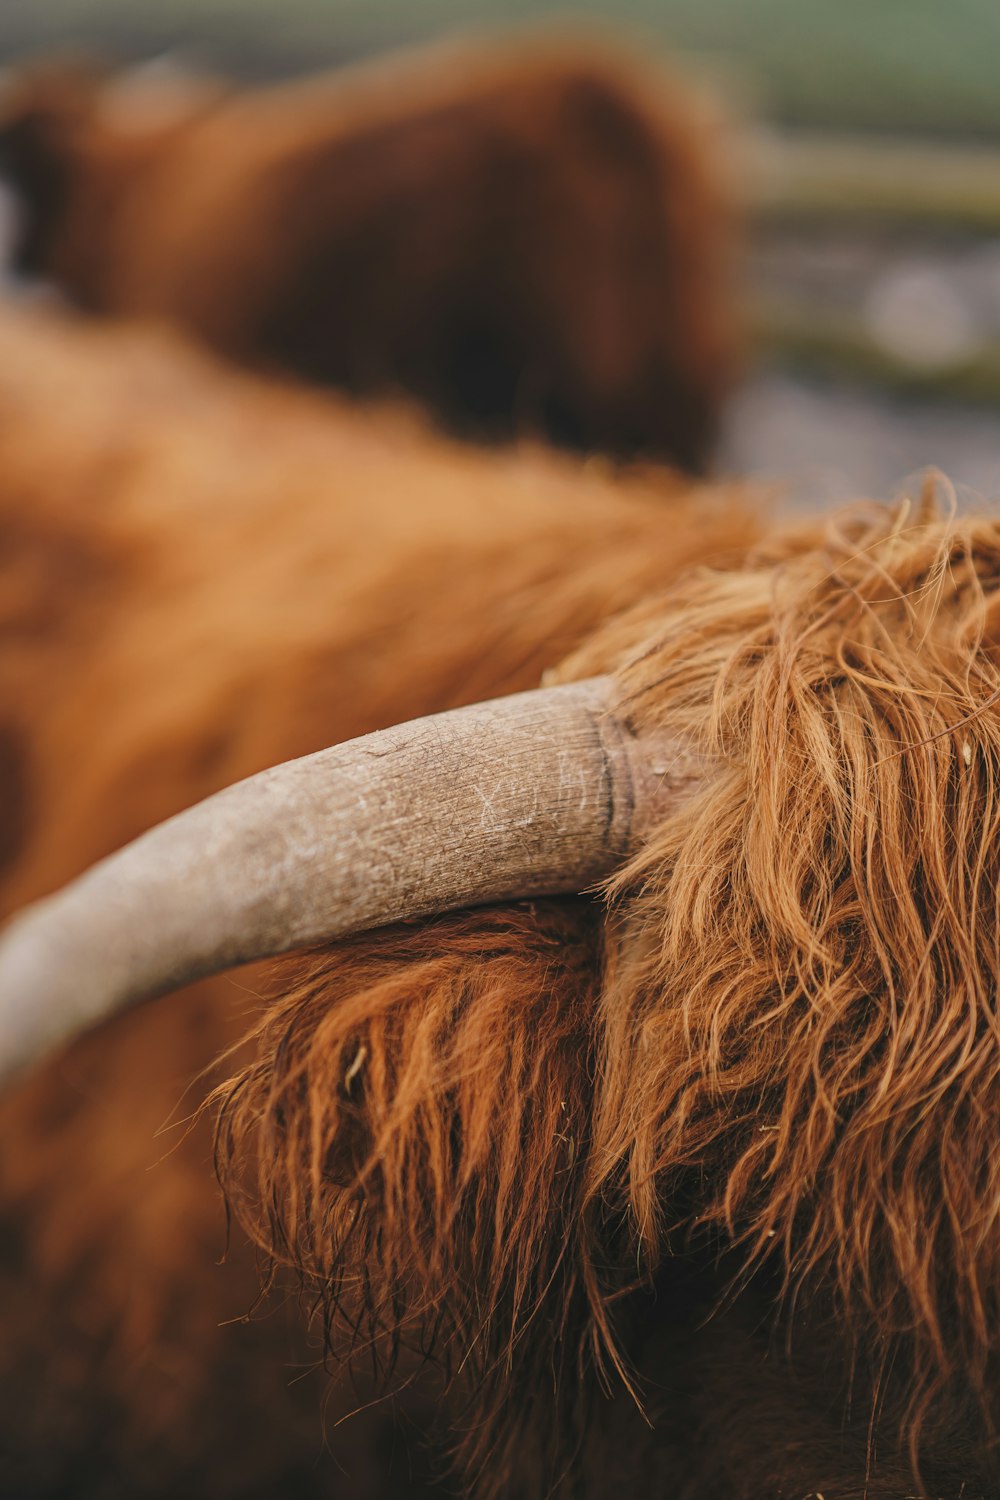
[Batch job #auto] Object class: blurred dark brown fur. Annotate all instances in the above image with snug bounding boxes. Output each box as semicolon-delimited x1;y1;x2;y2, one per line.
2;304;999;1498
0;36;735;467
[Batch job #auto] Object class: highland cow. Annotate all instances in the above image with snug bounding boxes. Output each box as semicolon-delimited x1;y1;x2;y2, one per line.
0;35;734;468
1;304;998;1500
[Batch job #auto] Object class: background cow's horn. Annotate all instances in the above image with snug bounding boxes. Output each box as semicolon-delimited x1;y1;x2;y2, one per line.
0;676;699;1083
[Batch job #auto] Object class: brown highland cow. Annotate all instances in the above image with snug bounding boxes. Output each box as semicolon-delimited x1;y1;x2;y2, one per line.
0;36;734;468
1;303;999;1500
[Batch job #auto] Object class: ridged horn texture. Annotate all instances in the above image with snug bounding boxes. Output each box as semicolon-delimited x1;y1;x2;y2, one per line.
0;676;700;1083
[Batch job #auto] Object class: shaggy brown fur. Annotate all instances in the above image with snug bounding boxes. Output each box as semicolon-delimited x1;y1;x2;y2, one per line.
215;492;1000;1499
0;34;735;467
3;306;998;1497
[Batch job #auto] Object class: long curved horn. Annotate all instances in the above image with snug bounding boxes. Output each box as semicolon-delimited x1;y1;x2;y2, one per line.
0;677;699;1082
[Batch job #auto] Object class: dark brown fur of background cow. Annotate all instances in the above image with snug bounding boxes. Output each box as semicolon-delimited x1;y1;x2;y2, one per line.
2;304;1000;1498
0;35;735;468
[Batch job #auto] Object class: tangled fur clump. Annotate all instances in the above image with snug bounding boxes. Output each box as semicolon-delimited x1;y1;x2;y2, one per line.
583;493;1000;1426
216;902;607;1490
217;492;1000;1495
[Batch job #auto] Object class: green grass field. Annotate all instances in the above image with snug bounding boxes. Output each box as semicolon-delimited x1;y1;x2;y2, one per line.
4;0;1000;138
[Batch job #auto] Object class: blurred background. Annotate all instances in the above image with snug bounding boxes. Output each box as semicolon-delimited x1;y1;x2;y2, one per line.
4;0;1000;505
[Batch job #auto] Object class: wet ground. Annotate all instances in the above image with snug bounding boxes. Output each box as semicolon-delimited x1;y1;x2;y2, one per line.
722;219;1000;508
722;370;1000;508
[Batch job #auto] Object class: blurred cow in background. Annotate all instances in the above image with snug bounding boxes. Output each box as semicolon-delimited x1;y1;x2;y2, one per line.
0;35;735;468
